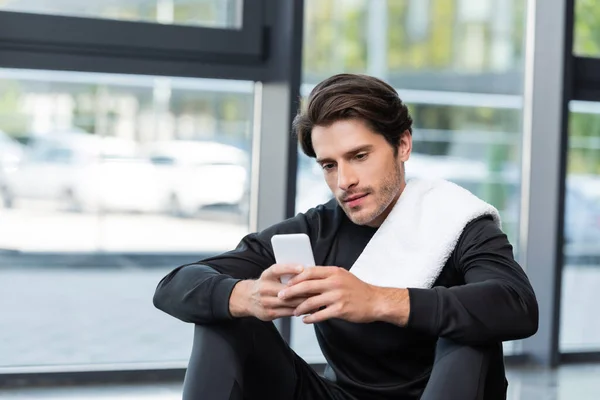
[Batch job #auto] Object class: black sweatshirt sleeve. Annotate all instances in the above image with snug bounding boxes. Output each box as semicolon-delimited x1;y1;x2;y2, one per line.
153;212;315;325
406;216;539;345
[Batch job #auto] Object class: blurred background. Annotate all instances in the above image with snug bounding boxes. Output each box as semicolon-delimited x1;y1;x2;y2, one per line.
0;0;599;398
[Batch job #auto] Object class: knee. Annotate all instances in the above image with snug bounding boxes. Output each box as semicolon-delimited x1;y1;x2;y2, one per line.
190;318;275;353
186;319;257;375
434;338;495;362
191;319;244;349
422;339;497;400
432;338;495;379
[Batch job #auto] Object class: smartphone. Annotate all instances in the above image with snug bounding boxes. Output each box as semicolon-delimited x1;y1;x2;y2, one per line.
271;233;316;284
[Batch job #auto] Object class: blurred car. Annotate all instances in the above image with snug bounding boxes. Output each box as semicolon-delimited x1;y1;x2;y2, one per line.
0;130;24;208
145;140;250;217
4;131;162;213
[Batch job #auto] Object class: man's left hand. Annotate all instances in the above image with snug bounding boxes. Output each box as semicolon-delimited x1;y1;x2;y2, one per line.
277;266;380;324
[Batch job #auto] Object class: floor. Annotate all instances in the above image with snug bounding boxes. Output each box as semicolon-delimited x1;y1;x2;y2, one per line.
504;363;600;399
1;364;600;399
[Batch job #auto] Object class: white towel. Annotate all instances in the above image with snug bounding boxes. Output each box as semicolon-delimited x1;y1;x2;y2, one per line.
349;178;501;289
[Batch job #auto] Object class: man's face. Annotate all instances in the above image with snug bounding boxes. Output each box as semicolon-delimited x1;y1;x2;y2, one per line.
311;119;412;227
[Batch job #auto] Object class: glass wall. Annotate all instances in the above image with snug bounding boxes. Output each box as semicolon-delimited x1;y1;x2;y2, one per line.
293;0;526;363
0;0;243;28
0;68;254;368
560;102;600;352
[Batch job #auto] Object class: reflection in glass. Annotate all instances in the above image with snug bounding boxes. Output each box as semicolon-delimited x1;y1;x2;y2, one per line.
0;0;243;28
560;102;600;351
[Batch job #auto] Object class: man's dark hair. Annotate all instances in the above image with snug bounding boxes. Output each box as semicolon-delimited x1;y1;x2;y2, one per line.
292;73;413;158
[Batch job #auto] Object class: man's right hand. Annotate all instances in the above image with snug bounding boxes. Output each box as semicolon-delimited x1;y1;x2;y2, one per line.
229;264;305;321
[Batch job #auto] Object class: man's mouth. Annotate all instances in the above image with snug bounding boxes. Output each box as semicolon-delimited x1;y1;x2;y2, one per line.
343;193;369;207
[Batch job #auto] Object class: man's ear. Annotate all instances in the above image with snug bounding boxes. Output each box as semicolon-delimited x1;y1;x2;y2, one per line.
398;129;412;162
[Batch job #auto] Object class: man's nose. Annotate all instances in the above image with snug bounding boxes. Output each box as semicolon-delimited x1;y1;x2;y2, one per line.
337;164;358;191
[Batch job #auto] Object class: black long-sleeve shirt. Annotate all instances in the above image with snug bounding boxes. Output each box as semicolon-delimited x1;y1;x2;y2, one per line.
154;199;539;399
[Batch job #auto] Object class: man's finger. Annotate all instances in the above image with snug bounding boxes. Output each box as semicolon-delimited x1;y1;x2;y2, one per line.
262;296;306;309
294;292;334;317
302;305;338;324
287;266;339;286
263;264;304;280
278;279;329;300
263;307;297;320
280;297;307;308
254;280;286;297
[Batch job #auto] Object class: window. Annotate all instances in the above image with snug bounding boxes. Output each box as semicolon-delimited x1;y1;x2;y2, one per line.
294;0;527;362
574;0;600;57
560;101;600;352
0;68;255;367
0;0;243;28
303;0;526;83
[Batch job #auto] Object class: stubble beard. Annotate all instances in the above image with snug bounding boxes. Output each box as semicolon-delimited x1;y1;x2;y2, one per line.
345;162;404;226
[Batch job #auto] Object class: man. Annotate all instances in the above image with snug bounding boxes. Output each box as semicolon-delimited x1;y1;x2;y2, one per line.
153;74;538;400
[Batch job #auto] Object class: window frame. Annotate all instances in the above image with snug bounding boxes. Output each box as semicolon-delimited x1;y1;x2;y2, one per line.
0;0;268;80
0;0;304;381
0;3;264;61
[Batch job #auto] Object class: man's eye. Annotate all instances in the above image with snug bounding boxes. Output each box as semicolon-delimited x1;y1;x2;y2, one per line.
322;163;335;170
355;153;367;160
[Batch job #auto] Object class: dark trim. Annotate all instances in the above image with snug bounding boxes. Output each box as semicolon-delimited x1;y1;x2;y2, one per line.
284;0;304;220
548;0;576;368
267;0;305;344
0;367;186;389
518;0;569;368
0;48;270;81
572;57;600;102
0;3;264;63
0;252;215;269
557;1;600;369
560;351;600;364
0;1;272;81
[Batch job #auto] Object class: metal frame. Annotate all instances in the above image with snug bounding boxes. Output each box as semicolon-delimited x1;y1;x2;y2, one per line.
0;366;187;389
250;0;305;343
0;6;264;60
556;0;600;361
521;0;600;366
560;352;600;364
518;0;568;367
0;252;216;269
0;1;273;81
572;57;600;101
